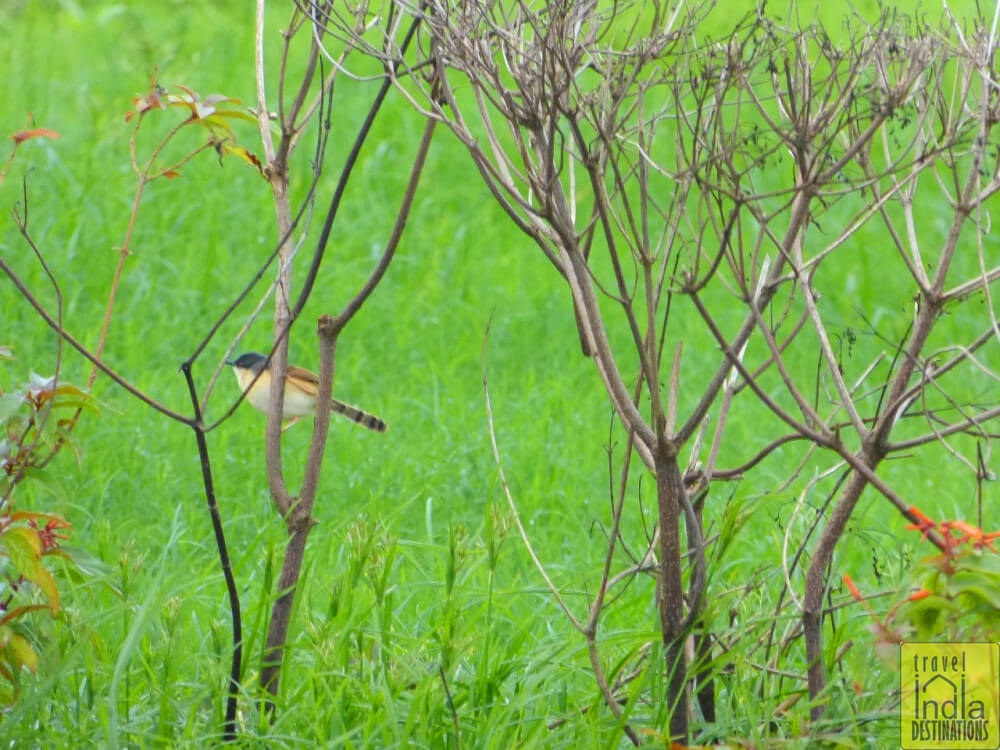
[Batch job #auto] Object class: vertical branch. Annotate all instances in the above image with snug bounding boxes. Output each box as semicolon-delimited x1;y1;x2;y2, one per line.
255;0;296;517
259;316;337;705
252;6;428;712
180;363;241;740
364;1;1000;740
801;27;999;714
654;446;688;741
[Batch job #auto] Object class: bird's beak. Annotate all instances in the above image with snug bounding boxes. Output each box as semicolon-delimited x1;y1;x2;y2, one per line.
225;358;237;367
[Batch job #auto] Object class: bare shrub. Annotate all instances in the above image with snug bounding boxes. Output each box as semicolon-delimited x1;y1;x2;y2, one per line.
317;1;1000;740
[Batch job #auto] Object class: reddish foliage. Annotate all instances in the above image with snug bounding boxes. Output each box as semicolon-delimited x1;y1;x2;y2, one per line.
904;504;936;539
9;128;60;144
843;574;864;602
27;517;71;553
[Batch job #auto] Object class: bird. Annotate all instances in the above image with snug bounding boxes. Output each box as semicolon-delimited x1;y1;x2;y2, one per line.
226;352;387;433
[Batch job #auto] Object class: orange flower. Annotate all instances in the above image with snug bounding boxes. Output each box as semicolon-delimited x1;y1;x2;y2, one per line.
843;574;864;602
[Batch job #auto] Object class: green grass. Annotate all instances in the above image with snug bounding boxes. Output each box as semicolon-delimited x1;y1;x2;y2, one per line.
0;0;995;748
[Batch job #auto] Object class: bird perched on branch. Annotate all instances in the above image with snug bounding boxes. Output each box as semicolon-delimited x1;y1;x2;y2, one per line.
226;352;387;433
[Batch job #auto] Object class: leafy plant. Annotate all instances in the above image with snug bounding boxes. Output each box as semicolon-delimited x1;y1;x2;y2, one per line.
0;361;93;705
846;507;1000;648
2;77;262;730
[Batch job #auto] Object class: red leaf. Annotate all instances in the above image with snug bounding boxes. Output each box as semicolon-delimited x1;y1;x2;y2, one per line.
9;128;60;144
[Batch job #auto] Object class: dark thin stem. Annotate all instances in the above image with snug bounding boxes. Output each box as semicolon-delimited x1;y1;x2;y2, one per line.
180;361;241;741
290;13;425;330
332;117;437;335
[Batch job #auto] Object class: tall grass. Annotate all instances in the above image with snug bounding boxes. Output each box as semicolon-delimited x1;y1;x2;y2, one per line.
0;1;990;747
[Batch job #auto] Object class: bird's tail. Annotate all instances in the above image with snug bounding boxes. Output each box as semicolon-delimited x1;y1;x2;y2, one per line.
331;399;387;432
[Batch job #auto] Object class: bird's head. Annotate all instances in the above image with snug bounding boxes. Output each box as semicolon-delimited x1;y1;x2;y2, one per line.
226;352;268;374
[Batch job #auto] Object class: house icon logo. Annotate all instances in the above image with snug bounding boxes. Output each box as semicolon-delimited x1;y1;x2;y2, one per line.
901;642;1000;749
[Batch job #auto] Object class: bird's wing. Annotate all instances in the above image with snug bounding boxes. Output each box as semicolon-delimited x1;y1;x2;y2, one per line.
286;365;320;397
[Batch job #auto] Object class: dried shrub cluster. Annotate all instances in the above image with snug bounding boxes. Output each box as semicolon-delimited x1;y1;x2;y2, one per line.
305;1;1000;740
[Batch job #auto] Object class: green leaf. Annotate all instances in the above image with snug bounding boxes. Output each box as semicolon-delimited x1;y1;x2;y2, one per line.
3;527;42;574
956;550;1000;575
904;593;953;640
50;384;99;414
2;527;59;613
209;107;257;124
216;140;263;174
29;564;59;614
947;570;1000;605
6;632;37;673
0;392;26;423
